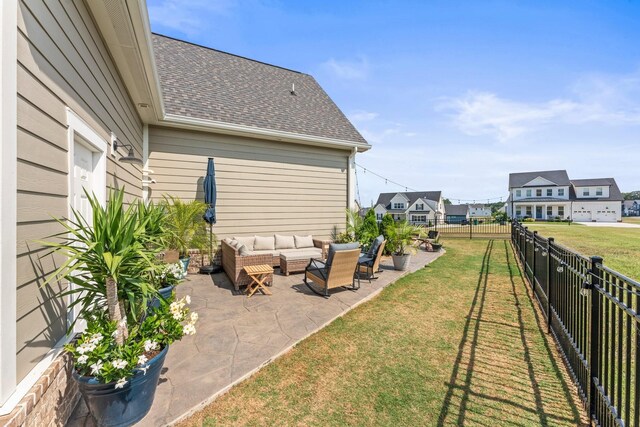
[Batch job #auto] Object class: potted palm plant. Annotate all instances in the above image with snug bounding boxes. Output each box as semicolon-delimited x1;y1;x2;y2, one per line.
43;189;198;427
163;196;208;276
387;220;420;271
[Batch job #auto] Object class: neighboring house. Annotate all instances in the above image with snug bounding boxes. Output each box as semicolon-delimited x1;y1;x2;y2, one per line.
445;204;470;224
374;191;444;225
0;1;369;423
468;204;492;219
506;170;623;222
623;200;640;216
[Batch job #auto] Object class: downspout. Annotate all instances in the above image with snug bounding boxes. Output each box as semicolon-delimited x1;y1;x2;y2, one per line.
142;124;150;202
347;147;356;211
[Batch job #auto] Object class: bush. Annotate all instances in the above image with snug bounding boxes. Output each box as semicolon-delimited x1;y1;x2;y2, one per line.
378;214;395;255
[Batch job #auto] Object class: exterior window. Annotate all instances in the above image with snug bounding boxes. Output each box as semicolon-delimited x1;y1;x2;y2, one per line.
515;189;521;197
547;189;552;197
558;188;565;196
376;213;383;221
516;207;522;216
411;215;427;223
393;202;404;209
583;189;590;196
596;187;603;196
416;203;424;210
547;206;553;217
558;206;564;217
526;206;532;216
526;189;532;197
536;189;542;197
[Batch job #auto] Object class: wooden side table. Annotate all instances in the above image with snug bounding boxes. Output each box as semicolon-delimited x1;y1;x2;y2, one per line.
243;264;274;297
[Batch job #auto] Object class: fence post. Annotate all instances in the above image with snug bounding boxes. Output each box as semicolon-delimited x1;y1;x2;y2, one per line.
532;231;538;287
547;237;554;334
469;219;472;239
523;227;528;274
588;255;604;421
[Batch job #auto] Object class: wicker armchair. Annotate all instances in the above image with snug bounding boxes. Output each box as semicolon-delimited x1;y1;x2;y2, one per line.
304;248;361;297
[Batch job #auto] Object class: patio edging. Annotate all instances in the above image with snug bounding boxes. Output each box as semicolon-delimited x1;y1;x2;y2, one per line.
166;250;445;426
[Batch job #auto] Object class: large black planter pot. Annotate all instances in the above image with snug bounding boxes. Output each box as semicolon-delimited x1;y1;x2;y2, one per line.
73;346;168;427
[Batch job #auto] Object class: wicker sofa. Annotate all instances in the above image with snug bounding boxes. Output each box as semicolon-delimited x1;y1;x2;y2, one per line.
221;235;330;290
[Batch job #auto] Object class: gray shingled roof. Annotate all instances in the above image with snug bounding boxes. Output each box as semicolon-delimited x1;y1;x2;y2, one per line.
445;204;469;216
508;170;570;188
571;178;624;201
376;191;442;209
152;34;368;146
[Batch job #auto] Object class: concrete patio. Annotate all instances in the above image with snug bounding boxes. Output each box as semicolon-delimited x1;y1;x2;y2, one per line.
67;249;443;426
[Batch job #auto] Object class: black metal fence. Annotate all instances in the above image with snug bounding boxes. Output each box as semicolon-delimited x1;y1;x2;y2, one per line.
428;218;511;238
512;219;640;426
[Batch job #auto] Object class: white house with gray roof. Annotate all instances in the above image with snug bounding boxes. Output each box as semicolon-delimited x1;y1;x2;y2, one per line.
506;170;623;222
374;191;444;225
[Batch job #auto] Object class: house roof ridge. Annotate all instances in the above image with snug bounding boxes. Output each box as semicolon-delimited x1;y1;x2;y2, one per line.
151;32;306;75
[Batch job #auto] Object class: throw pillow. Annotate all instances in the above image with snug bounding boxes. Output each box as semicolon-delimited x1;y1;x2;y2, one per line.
237;244;250;256
275;234;295;249
326;242;360;266
254;235;275;251
235;236;255;251
294;235;314;248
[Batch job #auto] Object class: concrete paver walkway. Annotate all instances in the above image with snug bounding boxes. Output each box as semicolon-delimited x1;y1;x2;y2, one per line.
67;250;443;426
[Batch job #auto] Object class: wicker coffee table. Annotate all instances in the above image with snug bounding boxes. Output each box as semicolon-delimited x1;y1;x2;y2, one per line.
280;254;312;276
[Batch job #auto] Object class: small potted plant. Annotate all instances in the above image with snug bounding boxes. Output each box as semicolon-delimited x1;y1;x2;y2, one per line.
43;189;198;427
387;220;420;271
163;196;208;275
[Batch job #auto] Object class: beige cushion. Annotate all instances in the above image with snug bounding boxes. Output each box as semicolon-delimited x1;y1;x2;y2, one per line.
237;244;250;256
247;249;280;257
275;234;295;249
254;235;275;251
234;236;255;251
280;249;322;260
294;235;314;248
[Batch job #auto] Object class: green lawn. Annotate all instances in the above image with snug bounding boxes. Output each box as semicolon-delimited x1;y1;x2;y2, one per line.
521;222;640;280
180;239;586;426
623;217;640;224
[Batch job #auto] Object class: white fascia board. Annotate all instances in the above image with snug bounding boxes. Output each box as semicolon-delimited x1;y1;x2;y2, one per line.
0;0;17;408
161;114;372;152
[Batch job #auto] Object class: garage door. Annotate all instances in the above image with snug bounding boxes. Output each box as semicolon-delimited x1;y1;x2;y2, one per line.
573;209;592;222
594;209;617;222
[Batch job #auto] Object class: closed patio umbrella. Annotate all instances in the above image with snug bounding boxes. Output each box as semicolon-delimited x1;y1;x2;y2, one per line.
200;157;219;274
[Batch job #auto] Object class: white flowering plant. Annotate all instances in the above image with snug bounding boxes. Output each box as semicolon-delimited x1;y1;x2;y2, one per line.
159;262;184;287
65;295;197;387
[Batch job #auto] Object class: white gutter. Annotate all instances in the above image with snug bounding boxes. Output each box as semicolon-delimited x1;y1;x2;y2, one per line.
347;147;357;210
161;114;371;152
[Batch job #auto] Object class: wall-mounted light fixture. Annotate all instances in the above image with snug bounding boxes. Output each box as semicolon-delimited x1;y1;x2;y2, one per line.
113;140;143;165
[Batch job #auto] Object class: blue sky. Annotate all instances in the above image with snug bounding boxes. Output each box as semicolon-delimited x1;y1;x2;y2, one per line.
148;0;640;206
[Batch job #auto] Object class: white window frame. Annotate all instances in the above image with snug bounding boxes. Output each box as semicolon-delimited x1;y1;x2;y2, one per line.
526;189;532;197
536;189;542;197
393;202;404;209
583;189;590;196
415;203;424;211
515;189;521;197
558;206;565;217
411;215;427;223
596;187;603;196
558;188;565;196
547;206;553;217
547;189;552;197
376;213;383;221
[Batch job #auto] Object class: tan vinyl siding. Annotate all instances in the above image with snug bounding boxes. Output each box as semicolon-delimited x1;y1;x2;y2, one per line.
149;127;348;240
15;0;143;382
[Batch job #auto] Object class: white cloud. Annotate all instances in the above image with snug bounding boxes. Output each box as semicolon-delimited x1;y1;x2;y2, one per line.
322;56;369;80
148;0;235;36
438;70;640;141
349;111;379;122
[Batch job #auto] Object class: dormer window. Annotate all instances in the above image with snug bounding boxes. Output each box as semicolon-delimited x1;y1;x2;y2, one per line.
393;202;405;209
547;189;552;197
526;189;532;197
416;203;424;210
536;189;542;197
558;188;565;196
583;189;590;196
596;187;603;196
